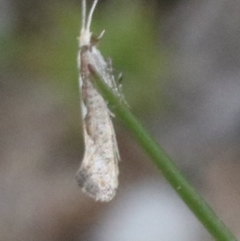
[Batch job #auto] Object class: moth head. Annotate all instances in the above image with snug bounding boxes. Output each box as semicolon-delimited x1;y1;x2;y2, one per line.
80;29;92;47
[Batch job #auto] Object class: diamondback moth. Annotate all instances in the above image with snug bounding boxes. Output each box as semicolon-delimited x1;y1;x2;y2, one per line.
76;0;120;202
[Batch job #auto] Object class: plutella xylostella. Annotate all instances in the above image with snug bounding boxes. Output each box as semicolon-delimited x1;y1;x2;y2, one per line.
76;0;121;202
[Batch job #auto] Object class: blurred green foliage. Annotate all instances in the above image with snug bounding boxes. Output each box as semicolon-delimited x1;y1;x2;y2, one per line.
3;0;168;116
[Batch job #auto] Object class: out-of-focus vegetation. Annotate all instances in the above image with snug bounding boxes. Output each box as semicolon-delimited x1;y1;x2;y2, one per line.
1;0;167;116
1;0;240;240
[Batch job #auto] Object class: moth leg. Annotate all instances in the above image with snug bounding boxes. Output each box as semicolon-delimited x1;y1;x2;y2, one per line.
97;30;105;40
117;72;123;84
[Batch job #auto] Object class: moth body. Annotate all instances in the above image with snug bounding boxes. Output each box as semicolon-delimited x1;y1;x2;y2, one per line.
76;0;120;202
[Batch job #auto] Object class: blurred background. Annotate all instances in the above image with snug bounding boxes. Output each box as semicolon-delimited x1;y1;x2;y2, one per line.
1;0;240;240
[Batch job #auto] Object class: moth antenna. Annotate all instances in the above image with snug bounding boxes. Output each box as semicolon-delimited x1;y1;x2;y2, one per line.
86;0;99;32
81;0;86;31
80;0;97;46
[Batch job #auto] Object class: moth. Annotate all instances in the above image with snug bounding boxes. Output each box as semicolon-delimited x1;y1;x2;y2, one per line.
76;0;120;202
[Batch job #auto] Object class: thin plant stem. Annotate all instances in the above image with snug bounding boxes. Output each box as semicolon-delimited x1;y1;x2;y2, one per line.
90;68;238;241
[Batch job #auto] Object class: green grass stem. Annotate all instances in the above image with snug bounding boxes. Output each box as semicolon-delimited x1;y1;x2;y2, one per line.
90;68;237;241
